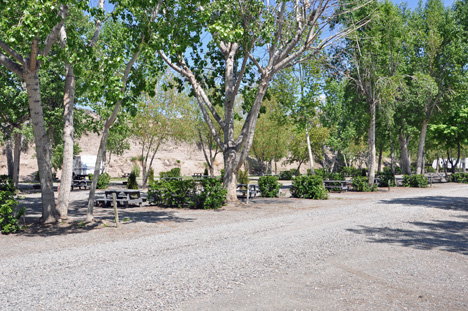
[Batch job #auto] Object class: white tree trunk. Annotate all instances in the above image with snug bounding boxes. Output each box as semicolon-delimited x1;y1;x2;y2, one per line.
24;71;57;223
306;127;315;175
415;118;428;175
5;133;14;178
367;102;376;186
57;64;75;219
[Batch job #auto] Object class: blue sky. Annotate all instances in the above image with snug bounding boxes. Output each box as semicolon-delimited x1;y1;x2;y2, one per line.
392;0;456;9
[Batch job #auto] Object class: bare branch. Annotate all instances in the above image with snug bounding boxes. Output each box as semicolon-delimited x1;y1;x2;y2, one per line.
88;0;105;47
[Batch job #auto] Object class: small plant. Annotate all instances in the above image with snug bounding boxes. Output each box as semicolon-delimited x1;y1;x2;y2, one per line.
148;167;155;185
291;175;328;199
203;168;209;177
450;173;468;183
132;163;141;177
351;176;377;192
123;217;130;222
34;171;40;182
376;168;395;187
258;176;280;198
237;168;249;185
196;178;227;209
279;170;292;180
220;169;225;180
77;221;86;228
402;174;428;188
127;172;138;189
0;175;24;234
160;167;181;178
96;172;111;189
130;156;138;162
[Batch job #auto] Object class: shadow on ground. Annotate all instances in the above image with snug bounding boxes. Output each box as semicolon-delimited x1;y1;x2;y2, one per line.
379;196;468;211
17;197;195;237
348;215;468;256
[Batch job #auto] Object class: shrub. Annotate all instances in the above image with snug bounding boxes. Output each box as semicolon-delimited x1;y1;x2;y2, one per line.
0;175;24;234
425;166;435;173
258;176;280;198
195;178;227;209
127;172;138;189
96;172;111;189
203;168;209;177
237;169;249;184
132;163;141;177
376;169;395;187
148;178;226;209
402;174;428;188
148;167;155;185
449;173;468;183
220;169;225;180
351;176;377;192
160;167;181;178
291;175;328;199
279;170;292;180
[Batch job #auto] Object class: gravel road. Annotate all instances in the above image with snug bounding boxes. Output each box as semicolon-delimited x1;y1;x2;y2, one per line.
1;183;467;310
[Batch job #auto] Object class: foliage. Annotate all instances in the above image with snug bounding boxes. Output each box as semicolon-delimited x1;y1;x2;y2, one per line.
160;168;181;178
450;173;468;183
203;168;209;177
291;175;328;200
279;169;300;180
258;176;280;198
237;169;249;185
127;172;138;189
376;168;395;187
402;174;428;188
351;176;377;192
132;163;141;178
0;175;24;234
148;167;155;185
96;172;110;189
148;178;226;209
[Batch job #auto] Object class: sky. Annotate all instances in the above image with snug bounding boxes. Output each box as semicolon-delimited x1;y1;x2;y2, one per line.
392;0;456;9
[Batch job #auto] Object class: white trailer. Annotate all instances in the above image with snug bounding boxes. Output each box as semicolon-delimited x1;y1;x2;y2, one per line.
73;155;102;176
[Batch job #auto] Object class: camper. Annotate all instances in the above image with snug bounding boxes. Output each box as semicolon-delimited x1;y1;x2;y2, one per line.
432;158;468;170
73;155;103;176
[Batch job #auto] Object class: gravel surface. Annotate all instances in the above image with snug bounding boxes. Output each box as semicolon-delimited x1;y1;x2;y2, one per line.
1;183;467;310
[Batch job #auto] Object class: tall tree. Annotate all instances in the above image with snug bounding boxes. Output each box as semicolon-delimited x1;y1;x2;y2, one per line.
0;2;71;223
157;0;369;200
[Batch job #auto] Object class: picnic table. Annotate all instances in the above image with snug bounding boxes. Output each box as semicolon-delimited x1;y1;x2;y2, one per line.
71;174;92;190
237;184;260;199
95;189;143;208
427;173;445;186
323;180;349;192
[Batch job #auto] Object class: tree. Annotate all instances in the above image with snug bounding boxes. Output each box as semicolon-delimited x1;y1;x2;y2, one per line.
251;98;291;175
157;0;369;200
0;2;72;223
131;74;196;187
409;0;467;174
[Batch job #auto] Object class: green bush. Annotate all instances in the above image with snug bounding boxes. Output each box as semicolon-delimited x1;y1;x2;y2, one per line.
402;174;428;188
237;169;249;184
291;175;328;200
96;172;111;189
450;173;468;183
425;166;436;173
148;167;155;185
160;167;181;178
0;175;24;234
203;168;209;177
351;176;377;192
127;172;138;189
279;169;300;180
195;178;227;209
132;163;141;177
376;169;395;187
258;176;280;198
220;169;225;180
148;178;226;209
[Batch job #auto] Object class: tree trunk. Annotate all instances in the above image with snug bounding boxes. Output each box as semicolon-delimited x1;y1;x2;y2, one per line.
377;145;383;173
367;102;376;186
398;132;411;175
24;71;57;223
57;64;75;220
13;131;22;188
5;134;14;179
436;152;440;173
415;118;429;175
390;140;395;175
223;148;239;202
87;130;108;221
306;127;315;175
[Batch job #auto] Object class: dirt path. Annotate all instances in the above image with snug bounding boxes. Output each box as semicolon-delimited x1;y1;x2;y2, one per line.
1;183;467;310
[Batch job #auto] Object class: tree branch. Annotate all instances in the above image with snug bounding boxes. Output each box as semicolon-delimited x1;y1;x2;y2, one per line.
0;39;26;66
40;5;69;58
0;51;24;76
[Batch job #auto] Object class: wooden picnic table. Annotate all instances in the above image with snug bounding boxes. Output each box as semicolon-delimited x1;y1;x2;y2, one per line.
96;189;143;208
323;180;349;192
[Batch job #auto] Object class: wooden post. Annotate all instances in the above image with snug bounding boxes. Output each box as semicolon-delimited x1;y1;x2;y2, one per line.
112;193;119;228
